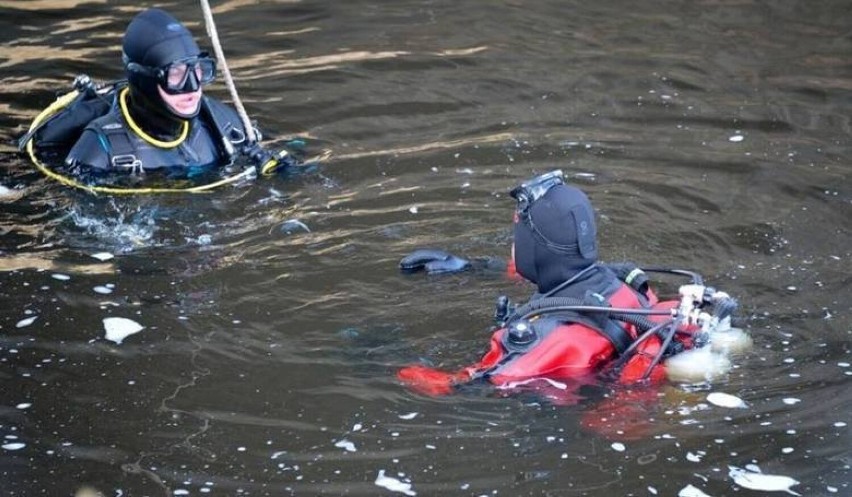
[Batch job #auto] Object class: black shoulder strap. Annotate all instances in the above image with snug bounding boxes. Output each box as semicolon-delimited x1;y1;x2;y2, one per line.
200;96;243;160
97;115;142;171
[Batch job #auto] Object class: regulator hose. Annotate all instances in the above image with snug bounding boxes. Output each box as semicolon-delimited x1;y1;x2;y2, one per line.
507;296;671;333
641;267;704;286
608;319;675;370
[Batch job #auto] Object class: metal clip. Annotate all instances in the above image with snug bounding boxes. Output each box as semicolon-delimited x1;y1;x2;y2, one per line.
111;154;144;175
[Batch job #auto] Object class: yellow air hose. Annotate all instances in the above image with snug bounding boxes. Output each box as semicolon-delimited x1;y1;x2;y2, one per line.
22;88;257;195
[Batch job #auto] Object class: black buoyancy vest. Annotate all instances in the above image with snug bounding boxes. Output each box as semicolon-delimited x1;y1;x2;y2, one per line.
28;83;248;172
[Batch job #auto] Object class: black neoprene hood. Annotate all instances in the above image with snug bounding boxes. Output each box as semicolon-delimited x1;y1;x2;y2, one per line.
122;8;200;69
121;8;203;122
513;183;599;294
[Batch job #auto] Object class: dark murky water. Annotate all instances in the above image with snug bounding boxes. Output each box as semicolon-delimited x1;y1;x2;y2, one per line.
1;0;850;495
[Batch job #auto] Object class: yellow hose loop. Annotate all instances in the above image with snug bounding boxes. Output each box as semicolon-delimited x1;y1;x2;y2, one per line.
118;87;188;148
23;88;255;195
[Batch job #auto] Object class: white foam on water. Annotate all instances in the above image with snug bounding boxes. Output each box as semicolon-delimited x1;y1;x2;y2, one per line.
707;392;747;409
375;470;416;496
103;317;144;344
728;466;800;495
666;348;731;383
496;377;567;390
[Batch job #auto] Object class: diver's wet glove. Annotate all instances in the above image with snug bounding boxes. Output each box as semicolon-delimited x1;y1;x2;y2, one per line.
243;142;299;175
399;248;471;275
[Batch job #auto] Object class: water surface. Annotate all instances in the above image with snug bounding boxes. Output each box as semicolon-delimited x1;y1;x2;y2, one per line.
1;0;849;495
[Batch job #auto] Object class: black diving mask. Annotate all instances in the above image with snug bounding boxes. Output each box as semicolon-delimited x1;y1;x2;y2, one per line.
126;53;217;94
509;169;564;214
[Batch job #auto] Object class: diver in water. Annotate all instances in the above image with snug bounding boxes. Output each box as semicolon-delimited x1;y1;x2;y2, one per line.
398;170;747;401
61;8;286;177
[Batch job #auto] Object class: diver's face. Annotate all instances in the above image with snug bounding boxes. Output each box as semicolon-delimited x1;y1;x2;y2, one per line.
157;85;202;117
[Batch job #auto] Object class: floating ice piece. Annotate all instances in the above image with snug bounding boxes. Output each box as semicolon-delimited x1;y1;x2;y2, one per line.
729;134;744;142
103;317;144;344
16;403;32;410
686;451;704;462
93;286;113;295
16;316;38;328
611;442;626;452
90;252;114;261
334;439;356;452
707;392;747;409
51;273;70;281
375;470;416;496
678;484;713;497
398;412;419;420
728;466;800;495
2;442;25;451
408;206;419;214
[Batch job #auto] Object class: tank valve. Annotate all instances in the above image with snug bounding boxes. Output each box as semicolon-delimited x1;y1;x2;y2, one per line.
507;320;536;345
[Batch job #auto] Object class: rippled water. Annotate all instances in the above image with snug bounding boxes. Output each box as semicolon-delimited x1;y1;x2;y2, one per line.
1;0;850;495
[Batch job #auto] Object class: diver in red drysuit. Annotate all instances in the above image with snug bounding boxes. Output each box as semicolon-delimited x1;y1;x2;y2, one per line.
398;171;734;425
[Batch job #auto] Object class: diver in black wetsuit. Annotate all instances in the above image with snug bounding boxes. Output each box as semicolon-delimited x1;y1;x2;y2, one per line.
65;8;281;175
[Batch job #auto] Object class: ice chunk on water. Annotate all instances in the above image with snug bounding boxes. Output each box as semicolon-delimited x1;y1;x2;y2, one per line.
334;439;356;452
678;484;713;497
728;466;800;495
707;392;747;409
103;317;144;344
375;470;416;496
16;316;38;328
90;252;114;261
